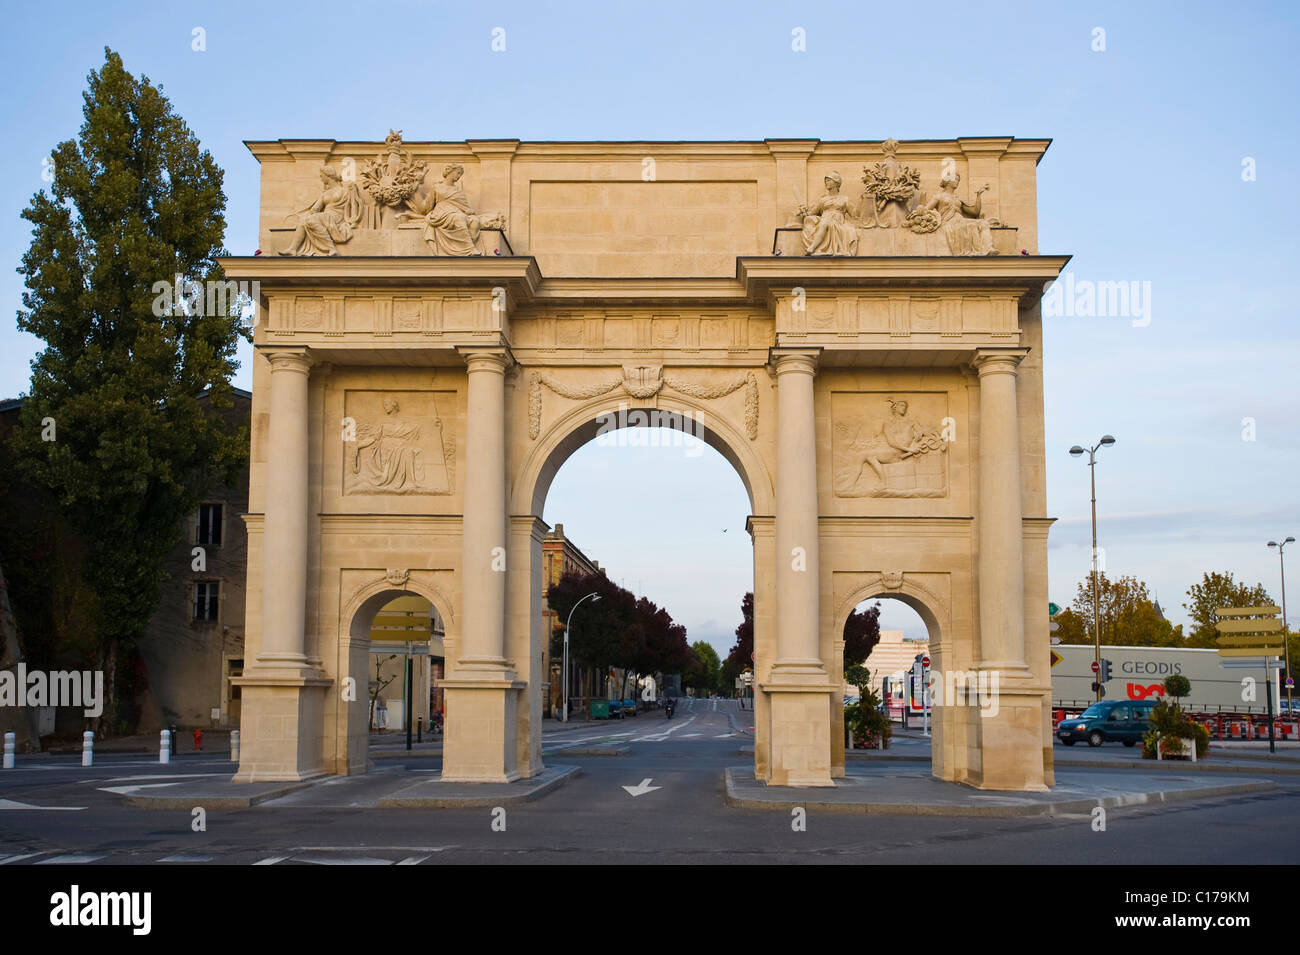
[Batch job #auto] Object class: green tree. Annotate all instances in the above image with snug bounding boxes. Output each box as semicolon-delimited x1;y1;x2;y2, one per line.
1057;573;1182;647
1183;571;1273;648
14;49;247;732
686;640;721;694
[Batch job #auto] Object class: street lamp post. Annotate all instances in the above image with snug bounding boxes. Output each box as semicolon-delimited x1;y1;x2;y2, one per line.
1070;436;1115;702
1268;536;1295;713
562;592;601;723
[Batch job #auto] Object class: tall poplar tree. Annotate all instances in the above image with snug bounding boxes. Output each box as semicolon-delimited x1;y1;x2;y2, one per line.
14;49;247;731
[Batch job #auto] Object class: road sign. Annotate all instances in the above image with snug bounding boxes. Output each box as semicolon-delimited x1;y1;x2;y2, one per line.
1288;678;1296;689
1221;659;1283;670
1049;602;1060;616
1215;618;1283;634
1214;606;1284;659
1050;649;1063;667
921;656;930;668
1217;633;1285;648
1090;661;1100;673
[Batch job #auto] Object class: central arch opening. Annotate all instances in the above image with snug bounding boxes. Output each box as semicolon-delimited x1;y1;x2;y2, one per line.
533;409;757;725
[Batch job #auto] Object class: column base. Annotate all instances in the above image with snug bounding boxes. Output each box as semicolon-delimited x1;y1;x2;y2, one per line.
231;672;331;783
441;678;525;783
963;679;1050;792
762;681;836;787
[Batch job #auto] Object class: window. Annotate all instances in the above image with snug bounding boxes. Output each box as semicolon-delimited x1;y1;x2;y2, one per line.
194;581;220;622
197;503;223;546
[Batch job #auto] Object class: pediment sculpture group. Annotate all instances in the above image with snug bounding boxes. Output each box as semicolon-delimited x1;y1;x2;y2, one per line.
279;130;506;257
277;133;1003;258
791;138;1003;256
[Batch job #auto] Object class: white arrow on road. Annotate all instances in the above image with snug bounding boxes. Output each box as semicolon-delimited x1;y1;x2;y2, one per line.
622;778;661;797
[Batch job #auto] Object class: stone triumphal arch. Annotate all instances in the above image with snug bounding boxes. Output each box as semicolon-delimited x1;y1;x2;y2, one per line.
224;134;1067;791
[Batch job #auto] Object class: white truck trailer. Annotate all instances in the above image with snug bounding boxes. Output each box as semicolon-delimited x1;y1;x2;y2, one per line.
1052;644;1282;715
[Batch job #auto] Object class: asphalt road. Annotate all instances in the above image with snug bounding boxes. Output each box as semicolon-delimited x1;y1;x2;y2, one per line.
1;699;1298;865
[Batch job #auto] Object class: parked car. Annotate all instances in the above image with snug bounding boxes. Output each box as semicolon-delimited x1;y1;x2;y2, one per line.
1057;699;1159;747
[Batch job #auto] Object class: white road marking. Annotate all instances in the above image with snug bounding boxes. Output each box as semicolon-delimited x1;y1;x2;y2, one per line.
160;854;214;863
253;856;287;865
37;854;104;864
98;773;224;784
0;798;86;811
396;855;429;865
0;853;45;864
715;734;734;739
681;733;703;738
633;715;697;742
97;782;184;796
294;855;394;865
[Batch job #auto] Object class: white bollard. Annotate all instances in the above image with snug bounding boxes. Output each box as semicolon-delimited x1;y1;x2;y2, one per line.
159;729;171;764
3;732;14;769
230;729;240;763
82;730;94;767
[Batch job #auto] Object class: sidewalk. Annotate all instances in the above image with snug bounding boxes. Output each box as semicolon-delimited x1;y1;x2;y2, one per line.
724;763;1276;816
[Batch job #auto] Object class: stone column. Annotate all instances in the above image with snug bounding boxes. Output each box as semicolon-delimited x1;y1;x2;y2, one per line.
973;349;1029;674
773;351;822;675
970;347;1046;791
258;349;314;674
233;347;329;783
460;350;510;671
764;349;833;787
441;348;522;783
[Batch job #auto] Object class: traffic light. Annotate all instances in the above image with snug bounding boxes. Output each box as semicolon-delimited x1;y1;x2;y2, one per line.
1099;658;1112;683
1090;682;1106;697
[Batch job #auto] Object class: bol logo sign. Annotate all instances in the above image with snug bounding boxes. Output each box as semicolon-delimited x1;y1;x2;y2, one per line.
1127;683;1166;701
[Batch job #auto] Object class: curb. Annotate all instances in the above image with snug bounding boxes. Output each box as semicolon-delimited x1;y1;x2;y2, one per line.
1054;757;1300;776
550;745;627;757
721;767;1277;817
123;777;322;810
377;765;582;808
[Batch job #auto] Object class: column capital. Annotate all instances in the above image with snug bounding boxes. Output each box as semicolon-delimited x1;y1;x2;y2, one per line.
457;346;514;374
262;347;315;376
770;348;820;378
972;348;1029;377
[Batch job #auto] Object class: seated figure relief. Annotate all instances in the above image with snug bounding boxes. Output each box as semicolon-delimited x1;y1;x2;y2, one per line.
905;172;1000;256
793;171;859;256
278;165;364;256
404;163;507;256
786;139;1009;257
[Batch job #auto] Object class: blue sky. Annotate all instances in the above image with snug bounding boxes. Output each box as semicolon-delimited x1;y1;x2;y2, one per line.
2;1;1297;656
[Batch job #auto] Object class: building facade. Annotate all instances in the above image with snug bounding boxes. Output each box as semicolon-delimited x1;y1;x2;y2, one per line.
541;522;605;718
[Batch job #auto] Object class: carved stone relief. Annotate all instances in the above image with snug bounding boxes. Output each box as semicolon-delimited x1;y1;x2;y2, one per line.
277;131;508;257
278;165;365;256
786;138;1011;257
833;393;949;498
359;130;427;229
528;367;759;440
344;392;455;495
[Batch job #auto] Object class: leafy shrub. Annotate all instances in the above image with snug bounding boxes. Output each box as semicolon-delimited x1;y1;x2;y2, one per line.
1141;697;1209;759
